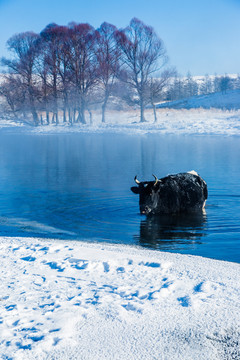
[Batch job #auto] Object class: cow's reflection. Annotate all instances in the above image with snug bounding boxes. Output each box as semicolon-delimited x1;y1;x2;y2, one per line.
135;212;207;250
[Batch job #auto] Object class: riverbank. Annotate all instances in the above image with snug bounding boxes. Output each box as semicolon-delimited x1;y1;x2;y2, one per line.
0;236;239;359
1;108;240;136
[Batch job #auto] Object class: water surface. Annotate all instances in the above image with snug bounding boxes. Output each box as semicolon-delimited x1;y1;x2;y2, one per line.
0;131;239;263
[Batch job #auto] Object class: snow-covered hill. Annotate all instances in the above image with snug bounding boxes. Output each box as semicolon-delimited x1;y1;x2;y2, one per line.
157;89;240;110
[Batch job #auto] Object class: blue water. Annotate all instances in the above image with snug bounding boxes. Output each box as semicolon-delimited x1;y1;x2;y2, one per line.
0;131;239;263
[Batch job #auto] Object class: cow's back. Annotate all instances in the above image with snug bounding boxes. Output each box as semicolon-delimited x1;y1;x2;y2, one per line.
158;173;207;214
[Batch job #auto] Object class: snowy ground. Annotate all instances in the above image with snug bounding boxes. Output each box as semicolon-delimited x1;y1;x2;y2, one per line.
157;89;240;111
0;237;239;360
1;108;240;136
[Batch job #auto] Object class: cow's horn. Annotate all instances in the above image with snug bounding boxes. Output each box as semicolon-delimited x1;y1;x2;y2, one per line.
153;174;159;186
134;176;141;185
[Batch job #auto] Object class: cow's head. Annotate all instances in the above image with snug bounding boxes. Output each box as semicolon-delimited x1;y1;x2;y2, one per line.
131;175;161;215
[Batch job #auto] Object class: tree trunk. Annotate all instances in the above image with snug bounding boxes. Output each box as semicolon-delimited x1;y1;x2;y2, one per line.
102;103;106;123
80;108;86;124
87;108;93;124
55;111;59;125
152;103;157;123
32;111;39;126
63;94;68;123
73;109;76;123
63;108;66;123
76;111;81;123
53;72;59;125
29;104;38;126
140;97;146;122
101;92;109;123
46;111;50;125
68;108;72;124
80;98;87;124
28;87;39;126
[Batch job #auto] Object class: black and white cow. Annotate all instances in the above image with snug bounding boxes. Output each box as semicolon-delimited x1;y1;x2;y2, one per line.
131;171;208;215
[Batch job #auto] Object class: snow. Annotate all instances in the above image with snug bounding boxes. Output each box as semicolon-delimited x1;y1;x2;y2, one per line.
1;88;240;136
1;107;240;136
187;170;198;176
0;236;239;360
0;118;25;128
157;89;240;111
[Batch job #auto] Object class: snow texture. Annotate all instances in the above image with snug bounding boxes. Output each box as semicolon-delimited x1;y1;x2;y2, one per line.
157;89;240;110
1;107;240;136
0;236;239;360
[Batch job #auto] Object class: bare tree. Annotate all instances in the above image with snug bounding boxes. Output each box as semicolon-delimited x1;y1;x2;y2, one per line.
219;75;231;94
35;38;51;124
68;23;99;124
200;74;213;95
96;22;120;123
167;75;185;101
0;19;175;125
115;18;167;122
0;75;26;118
1;32;40;125
40;24;65;125
147;69;176;122
184;71;198;98
52;25;72;123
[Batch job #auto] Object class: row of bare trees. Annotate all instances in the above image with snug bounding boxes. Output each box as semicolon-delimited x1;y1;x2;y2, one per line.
0;18;171;125
166;73;240;102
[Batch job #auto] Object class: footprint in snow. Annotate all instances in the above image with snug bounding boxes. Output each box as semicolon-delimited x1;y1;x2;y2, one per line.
103;262;110;272
21;256;36;262
45;261;65;272
68;258;89;270
139;261;161;268
117;267;125;273
5;304;17;311
193;281;204;293
122;302;143;314
177;296;191;307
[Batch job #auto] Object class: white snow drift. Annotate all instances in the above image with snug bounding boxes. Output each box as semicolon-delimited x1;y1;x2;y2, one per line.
0;236;239;360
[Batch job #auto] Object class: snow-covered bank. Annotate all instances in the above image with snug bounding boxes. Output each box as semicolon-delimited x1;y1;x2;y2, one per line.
157;89;240;110
1;108;240;136
0;236;239;360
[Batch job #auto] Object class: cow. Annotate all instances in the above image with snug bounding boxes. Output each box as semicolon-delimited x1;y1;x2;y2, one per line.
131;171;208;215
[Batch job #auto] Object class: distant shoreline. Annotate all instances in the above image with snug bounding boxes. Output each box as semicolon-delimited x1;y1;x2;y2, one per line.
1;107;240;136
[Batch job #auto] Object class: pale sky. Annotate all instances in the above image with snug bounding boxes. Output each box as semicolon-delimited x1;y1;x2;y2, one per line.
0;0;239;76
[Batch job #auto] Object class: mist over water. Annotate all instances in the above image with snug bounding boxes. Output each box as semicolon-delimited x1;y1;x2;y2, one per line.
0;131;239;263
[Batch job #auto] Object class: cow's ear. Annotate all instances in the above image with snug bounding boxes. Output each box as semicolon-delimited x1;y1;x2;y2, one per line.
131;186;140;194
